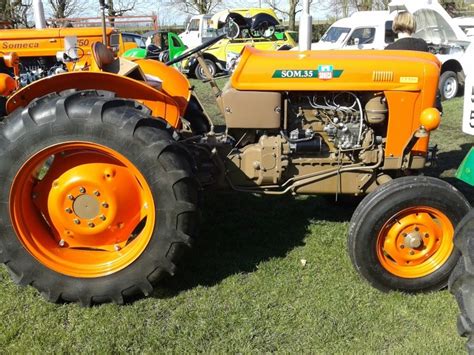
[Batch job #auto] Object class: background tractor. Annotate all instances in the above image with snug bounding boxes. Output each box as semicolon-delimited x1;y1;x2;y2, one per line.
446;42;474;353
0;0;469;305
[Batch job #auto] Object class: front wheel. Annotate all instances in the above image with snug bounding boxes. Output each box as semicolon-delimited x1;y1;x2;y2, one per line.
439;70;459;100
0;90;199;306
348;176;470;292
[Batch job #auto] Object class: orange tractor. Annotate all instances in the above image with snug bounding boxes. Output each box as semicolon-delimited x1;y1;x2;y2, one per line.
0;5;469;305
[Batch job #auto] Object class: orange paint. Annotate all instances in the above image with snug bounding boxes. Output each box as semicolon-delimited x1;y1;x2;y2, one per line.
10;142;156;278
6;71;182;128
376;206;453;279
134;58;191;116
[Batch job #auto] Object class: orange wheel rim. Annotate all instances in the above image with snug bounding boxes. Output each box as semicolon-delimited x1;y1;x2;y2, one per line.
10;142;156;278
376;206;454;279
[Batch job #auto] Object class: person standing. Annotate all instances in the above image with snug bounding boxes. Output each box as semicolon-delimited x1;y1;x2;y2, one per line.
386;11;442;112
385;11;429;52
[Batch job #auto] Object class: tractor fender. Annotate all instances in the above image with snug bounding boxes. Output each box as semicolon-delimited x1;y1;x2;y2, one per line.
6;71;183;128
133;58;191;112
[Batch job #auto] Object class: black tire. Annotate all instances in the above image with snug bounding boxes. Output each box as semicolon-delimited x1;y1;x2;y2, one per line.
439;70;459;101
449;210;474;353
0;90;199;306
194;59;217;80
348;176;470;292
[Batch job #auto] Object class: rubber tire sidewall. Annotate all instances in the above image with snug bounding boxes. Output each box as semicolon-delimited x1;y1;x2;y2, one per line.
348;176;470;292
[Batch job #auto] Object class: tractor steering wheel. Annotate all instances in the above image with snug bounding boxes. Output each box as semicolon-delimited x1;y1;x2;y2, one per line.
165;33;226;66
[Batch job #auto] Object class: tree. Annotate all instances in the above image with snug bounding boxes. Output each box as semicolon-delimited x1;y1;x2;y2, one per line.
106;0;137;17
48;0;82;18
0;0;32;28
324;0;388;19
172;0;222;14
266;0;313;31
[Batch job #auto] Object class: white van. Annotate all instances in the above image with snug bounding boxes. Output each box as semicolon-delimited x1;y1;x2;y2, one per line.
313;0;471;100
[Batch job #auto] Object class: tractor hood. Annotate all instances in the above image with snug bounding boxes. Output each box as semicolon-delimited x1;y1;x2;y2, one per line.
231;46;441;92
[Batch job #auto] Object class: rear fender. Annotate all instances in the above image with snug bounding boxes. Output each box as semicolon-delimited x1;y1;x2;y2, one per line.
6;71;182;128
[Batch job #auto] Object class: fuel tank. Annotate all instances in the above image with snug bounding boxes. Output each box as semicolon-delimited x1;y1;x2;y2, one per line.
231;47;440;93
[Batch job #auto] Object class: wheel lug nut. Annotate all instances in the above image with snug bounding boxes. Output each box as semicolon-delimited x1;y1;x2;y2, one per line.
102;202;109;208
402;233;407;237
88;222;95;228
65;208;72;214
415;227;419;231
99;215;106;221
73;219;80;225
424;233;429;238
410;250;415;255
94;190;100;197
68;194;74;200
400;245;405;249
79;187;86;194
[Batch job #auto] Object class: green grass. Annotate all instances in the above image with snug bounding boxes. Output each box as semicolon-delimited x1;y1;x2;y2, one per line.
0;90;469;352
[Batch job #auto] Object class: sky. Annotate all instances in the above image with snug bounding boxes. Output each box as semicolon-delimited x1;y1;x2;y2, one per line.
61;0;331;27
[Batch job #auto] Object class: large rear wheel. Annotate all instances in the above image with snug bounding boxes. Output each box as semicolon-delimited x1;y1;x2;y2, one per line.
0;90;199;305
348;176;470;292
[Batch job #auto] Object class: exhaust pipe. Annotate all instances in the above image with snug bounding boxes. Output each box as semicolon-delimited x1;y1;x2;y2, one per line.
298;0;312;50
33;0;47;29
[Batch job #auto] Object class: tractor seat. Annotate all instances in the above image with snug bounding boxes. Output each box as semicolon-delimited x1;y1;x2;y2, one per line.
92;42;115;70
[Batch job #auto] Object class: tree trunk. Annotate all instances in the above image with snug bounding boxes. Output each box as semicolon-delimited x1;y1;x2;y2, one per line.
288;0;298;31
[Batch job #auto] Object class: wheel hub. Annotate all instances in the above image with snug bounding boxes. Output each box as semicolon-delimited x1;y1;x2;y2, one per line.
73;194;100;220
404;231;422;249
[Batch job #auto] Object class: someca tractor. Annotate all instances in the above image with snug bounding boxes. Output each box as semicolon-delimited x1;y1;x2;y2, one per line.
0;5;469;305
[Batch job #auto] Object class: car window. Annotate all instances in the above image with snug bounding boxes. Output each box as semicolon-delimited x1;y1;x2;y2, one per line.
321;26;350;43
171;36;181;47
134;36;146;48
348;27;375;45
385;21;396;43
188;19;200;32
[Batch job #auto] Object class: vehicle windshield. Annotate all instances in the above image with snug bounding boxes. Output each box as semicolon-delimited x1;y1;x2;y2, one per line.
320;27;351;43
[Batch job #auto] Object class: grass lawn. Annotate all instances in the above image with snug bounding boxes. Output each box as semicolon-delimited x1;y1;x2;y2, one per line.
0;80;470;352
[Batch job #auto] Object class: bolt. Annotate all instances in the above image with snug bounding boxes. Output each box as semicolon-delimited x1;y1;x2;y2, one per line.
32;193;38;199
68;194;74;200
59;239;66;247
424;233;429;238
415;227;419;232
94;190;100;197
402;232;407;237
88;222;95;228
65;208;73;214
79;187;86;194
73;219;80;225
102;202;109;208
410;250;415;255
99;215;106;221
114;245;121;251
400;245;405;249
